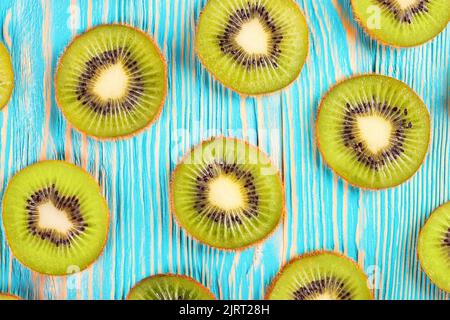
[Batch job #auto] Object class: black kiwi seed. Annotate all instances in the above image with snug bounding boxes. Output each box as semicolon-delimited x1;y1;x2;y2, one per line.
443;227;450;249
76;48;145;115
193;160;259;227
376;0;430;23
340;100;412;171
293;278;352;300
218;2;283;70
26;185;87;247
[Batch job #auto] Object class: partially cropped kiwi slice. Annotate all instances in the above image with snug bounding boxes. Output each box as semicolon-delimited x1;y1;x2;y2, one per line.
55;24;167;139
196;0;309;95
418;201;450;292
127;274;216;300
266;251;373;300
351;0;449;47
0;42;14;110
171;137;284;249
2;161;109;275
316;75;430;189
0;293;20;300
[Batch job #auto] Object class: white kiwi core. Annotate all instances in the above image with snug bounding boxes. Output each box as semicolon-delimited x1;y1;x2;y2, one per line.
93;63;129;101
208;175;245;211
311;291;340;300
356;115;392;154
394;0;418;10
37;201;73;234
235;18;269;55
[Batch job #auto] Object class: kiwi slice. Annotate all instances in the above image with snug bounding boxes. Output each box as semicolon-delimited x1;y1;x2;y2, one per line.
2;161;109;275
265;251;373;300
351;0;449;47
196;0;309;95
127;274;216;300
418;201;450;292
0;293;20;300
55;24;167;139
171;137;284;250
316;74;430;189
0;42;14;110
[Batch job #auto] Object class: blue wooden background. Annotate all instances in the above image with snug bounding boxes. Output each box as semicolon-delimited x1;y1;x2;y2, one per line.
0;0;448;300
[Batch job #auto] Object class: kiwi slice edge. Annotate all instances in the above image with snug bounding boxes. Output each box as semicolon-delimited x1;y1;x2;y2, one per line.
0;293;21;300
126;274;216;300
195;0;309;96
350;0;450;48
418;201;450;293
55;24;168;140
265;250;374;300
2;160;110;276
170;136;285;251
316;73;430;190
0;42;14;110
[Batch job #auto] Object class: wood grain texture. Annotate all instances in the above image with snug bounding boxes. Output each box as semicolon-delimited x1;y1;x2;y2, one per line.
0;0;448;300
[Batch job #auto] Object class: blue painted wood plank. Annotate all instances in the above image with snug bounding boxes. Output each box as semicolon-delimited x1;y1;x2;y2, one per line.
0;0;448;300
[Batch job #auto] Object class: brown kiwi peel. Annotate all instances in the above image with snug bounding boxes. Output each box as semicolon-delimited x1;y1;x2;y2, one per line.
194;0;310;97
350;0;449;48
2;160;110;276
315;73;431;191
0;293;21;300
264;250;375;300
126;273;217;300
169;136;286;251
0;42;14;112
54;24;168;141
417;202;450;293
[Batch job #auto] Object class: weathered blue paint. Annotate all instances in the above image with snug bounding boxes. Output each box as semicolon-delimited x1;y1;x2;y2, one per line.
0;0;448;300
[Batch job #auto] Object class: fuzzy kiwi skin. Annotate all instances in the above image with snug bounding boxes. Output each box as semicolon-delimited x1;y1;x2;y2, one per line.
126;274;216;300
194;0;309;97
0;42;14;111
1;160;110;276
350;0;449;48
417;202;450;293
54;24;168;141
264;250;374;300
170;136;286;251
315;74;431;191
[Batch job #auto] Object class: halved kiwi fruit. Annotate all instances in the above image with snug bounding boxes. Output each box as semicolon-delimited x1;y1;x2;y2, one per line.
351;0;449;47
196;0;309;95
265;251;373;300
0;42;14;110
127;274;216;300
171;137;284;250
2;161;109;275
418;201;450;292
316;74;430;189
55;24;167;139
0;293;20;300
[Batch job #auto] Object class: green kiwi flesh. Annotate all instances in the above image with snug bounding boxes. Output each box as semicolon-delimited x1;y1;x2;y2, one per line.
127;275;215;300
171;137;284;249
196;0;309;95
0;293;20;300
351;0;449;47
418;201;450;292
317;75;430;189
2;161;109;275
55;24;167;139
266;251;372;300
0;42;14;110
